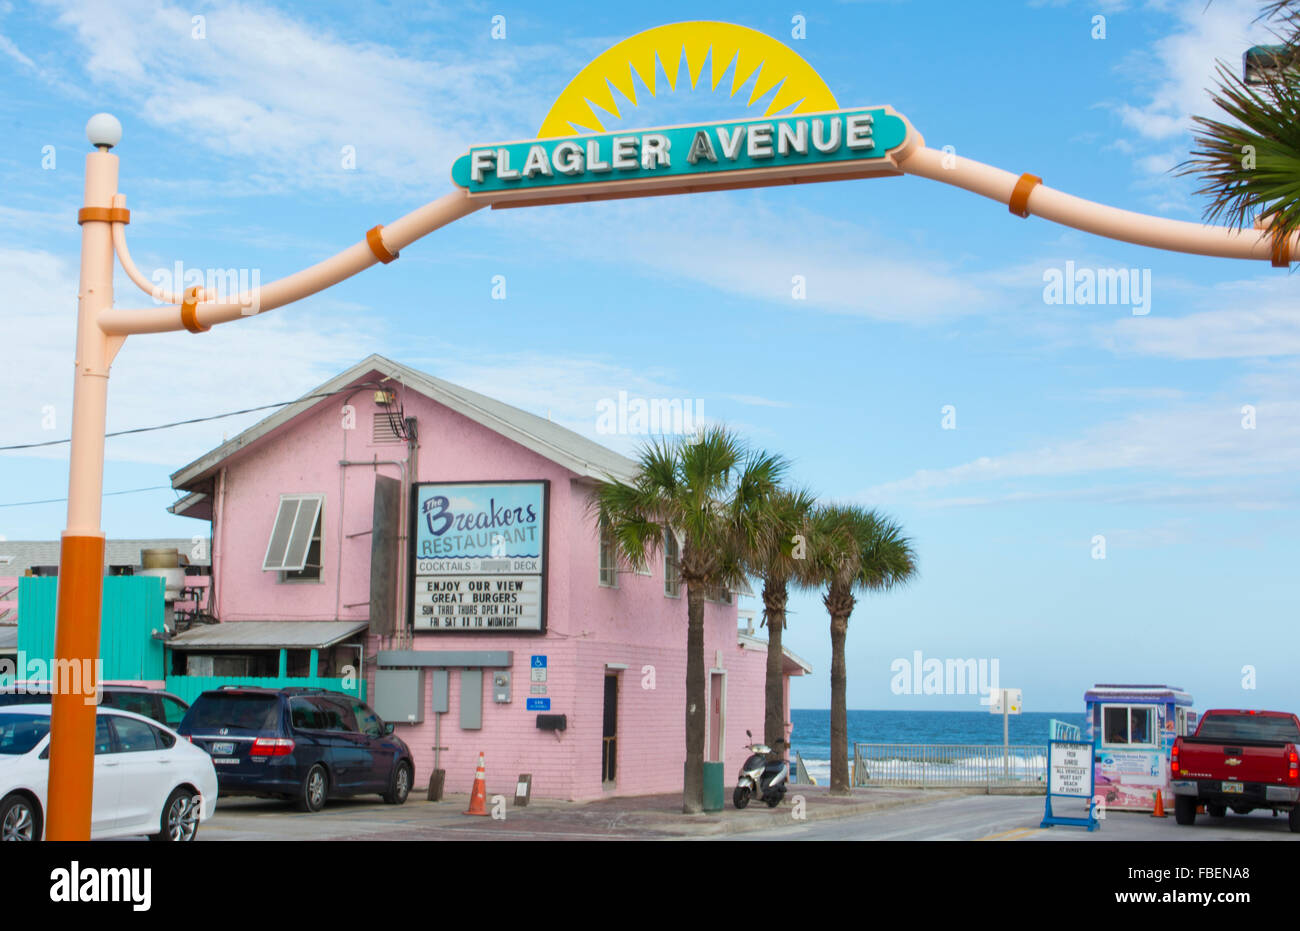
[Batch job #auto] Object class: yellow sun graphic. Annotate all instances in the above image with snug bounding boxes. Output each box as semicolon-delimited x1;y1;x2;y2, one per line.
537;21;839;138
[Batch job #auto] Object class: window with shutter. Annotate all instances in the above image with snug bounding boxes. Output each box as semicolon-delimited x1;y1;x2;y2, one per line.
263;494;325;578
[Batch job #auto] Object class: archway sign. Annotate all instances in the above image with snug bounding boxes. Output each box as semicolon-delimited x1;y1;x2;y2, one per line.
46;19;1300;840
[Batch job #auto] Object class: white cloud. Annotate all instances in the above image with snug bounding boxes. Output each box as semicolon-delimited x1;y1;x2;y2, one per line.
0;31;33;68
0;245;380;467
36;0;555;196
862;401;1300;504
1102;286;1300;359
1113;0;1269;144
406;348;709;455
493;195;994;323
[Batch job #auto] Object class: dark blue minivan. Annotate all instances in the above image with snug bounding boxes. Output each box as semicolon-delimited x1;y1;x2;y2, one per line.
178;687;414;812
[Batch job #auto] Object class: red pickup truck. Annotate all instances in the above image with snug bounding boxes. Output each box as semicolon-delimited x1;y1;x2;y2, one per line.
1170;709;1300;831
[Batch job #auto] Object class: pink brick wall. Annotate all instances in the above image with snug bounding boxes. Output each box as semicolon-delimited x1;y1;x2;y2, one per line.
207;370;790;800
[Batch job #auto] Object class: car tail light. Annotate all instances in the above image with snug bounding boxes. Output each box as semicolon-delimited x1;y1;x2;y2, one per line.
250;737;295;757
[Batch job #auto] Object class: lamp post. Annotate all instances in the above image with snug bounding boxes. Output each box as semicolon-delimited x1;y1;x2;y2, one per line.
46;115;485;839
45;113;123;840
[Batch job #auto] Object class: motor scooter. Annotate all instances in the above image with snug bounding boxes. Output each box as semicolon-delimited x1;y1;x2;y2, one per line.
733;730;788;809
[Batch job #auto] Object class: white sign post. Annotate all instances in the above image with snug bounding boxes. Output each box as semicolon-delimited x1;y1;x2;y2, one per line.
988;687;1022;780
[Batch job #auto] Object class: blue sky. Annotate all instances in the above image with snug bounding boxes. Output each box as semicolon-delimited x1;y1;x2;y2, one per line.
2;0;1297;715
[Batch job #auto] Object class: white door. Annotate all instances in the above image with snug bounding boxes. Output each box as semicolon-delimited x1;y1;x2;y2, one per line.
106;714;173;835
90;715;123;836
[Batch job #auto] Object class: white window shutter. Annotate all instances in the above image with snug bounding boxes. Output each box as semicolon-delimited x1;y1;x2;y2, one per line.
263;494;323;571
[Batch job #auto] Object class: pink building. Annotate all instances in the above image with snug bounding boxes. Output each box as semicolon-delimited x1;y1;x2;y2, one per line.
167;354;809;801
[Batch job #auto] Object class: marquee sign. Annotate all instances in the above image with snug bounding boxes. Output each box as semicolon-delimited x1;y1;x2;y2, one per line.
409;480;548;633
451;107;918;207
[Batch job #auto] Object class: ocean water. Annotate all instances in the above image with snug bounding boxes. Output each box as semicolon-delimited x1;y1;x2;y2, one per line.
789;708;1085;785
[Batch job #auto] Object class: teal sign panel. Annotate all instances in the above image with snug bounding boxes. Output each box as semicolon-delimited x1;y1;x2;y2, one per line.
451;107;909;195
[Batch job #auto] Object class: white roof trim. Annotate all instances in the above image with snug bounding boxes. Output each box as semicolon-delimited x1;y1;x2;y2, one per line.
170;354;638;490
737;632;813;674
167;490;207;517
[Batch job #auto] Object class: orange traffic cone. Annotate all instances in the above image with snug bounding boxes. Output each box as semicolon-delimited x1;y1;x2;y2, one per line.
1151;789;1166;817
464;752;488;816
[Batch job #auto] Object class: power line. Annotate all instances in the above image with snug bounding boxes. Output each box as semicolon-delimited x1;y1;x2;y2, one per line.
0;484;173;509
0;382;396;452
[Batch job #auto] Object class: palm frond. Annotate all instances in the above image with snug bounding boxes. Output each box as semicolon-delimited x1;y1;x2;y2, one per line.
1179;61;1300;238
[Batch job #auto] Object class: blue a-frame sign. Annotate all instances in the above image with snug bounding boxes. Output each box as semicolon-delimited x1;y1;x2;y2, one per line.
1040;739;1099;831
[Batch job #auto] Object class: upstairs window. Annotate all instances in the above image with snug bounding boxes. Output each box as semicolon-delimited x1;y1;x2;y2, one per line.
664;529;681;598
704;581;733;604
263;494;324;582
598;519;617;588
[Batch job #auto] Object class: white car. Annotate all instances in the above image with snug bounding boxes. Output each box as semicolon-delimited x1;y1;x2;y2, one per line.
0;703;218;841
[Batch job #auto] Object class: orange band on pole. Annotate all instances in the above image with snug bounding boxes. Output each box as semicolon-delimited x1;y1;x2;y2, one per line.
366;225;399;264
77;206;131;225
1009;174;1042;219
1272;233;1291;268
180;286;209;333
45;533;106;840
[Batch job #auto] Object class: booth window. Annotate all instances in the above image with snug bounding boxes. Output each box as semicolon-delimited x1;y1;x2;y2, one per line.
598;519;618;588
664;529;681;598
1101;704;1156;748
263;493;325;582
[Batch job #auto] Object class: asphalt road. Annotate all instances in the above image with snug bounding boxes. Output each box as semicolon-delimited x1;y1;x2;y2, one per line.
729;794;1300;841
193;792;1300;841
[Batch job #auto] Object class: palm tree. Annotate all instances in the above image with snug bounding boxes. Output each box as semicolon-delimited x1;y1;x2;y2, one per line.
807;504;917;795
745;486;818;753
590;426;787;813
1180;1;1300;243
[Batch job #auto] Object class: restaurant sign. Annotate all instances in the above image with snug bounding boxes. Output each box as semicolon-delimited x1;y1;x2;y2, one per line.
450;106;917;206
410;480;548;633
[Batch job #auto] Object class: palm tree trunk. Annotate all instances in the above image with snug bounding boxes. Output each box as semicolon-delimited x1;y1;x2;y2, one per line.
829;610;850;795
762;577;788;752
682;582;706;813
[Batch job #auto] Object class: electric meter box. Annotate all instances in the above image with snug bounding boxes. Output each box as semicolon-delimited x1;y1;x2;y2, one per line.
373;669;425;724
493;670;512;703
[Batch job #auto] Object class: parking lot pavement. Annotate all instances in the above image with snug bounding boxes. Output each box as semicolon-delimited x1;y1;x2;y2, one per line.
198;789;1300;842
198;786;974;841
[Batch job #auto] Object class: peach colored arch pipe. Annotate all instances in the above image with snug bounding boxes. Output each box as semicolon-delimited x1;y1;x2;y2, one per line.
99;189;489;335
896;145;1299;262
102;143;1297;338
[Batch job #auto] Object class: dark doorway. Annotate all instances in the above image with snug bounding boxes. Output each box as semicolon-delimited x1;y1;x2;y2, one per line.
601;673;618;784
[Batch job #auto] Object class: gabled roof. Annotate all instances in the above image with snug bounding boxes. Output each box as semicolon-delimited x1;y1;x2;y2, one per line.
170;354;637;491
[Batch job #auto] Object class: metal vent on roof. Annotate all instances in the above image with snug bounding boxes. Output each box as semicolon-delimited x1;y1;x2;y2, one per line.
372;412;402;444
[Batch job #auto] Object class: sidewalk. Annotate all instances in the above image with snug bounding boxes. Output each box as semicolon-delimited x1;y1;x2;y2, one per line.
203;784;1003;841
399;784;974;838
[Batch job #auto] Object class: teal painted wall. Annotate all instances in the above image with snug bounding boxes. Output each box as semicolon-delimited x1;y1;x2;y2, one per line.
16;576;166;681
164;675;365;705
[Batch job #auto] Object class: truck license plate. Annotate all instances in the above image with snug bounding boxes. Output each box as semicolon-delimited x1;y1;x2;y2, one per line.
1222;781;1243;793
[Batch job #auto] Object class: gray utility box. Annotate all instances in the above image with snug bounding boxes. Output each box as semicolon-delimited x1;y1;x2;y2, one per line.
374;669;425;724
